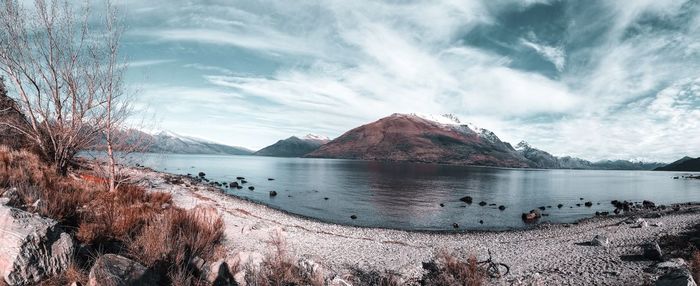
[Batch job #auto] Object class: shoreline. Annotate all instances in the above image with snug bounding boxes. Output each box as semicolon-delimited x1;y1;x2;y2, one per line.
127;166;700;285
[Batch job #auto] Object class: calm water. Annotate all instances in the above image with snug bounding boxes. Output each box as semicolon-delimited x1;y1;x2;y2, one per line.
136;153;700;231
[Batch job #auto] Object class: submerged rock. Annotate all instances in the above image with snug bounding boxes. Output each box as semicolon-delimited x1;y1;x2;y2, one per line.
269;191;277;197
350;215;358;220
498;205;506;211
478;201;487;206
459;196;473;204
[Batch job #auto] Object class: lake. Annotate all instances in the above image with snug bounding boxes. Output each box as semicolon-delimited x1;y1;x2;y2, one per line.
136;153;700;231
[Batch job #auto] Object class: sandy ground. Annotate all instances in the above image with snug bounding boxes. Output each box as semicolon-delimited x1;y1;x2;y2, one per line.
128;167;700;286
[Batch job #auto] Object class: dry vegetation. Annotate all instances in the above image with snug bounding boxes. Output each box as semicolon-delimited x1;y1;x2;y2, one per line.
241;230;325;286
0;146;225;285
692;251;700;283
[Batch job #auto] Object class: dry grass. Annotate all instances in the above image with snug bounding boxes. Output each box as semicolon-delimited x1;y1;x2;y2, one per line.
37;258;88;286
0;145;227;286
244;230;325;286
420;250;485;286
691;251;700;283
129;206;224;285
345;267;403;286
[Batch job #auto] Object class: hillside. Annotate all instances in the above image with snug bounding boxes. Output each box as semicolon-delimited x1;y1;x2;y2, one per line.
254;134;330;157
306;113;530;168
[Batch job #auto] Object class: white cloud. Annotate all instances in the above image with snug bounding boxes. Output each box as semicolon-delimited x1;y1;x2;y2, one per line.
520;38;566;72
119;0;700;160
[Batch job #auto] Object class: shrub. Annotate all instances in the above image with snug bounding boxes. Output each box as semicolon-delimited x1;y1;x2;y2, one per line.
244;230;325;286
345;267;403;286
420;250;484;286
130;206;225;284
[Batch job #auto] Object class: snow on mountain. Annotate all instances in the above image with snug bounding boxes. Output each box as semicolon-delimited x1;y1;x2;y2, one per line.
410;113;504;145
151;130;252;155
303;133;330;142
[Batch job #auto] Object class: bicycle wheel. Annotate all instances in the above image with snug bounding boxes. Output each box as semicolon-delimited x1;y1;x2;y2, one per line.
486;263;510;278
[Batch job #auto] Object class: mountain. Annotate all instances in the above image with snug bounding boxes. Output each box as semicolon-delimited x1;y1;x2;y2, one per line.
655;157;700;171
516;141;664;170
146;130;252;155
254;134;330;157
306;113;530;168
515;141;560;168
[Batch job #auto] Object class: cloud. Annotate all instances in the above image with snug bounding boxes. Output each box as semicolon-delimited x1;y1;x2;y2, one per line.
520;38;566;72
117;0;700;160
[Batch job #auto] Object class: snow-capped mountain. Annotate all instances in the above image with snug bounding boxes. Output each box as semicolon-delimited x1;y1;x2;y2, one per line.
254;134;331;157
149;130;253;155
306;113;530;167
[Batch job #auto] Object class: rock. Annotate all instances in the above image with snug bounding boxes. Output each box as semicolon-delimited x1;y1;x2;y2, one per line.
241;180;248;184
452;223;459;229
479;220;483;224
644;242;663;261
459;196;473;204
498;205;506;211
203;259;235;286
267;178;274;181
522;210;541;221
350;215;357;220
439;203;445;207
236;176;245;180
585;201;593;207
0;204;74;285
655;268;697;286
538;206;546;211
656;259;687;271
269;191;277;197
643;200;656;209
198;172;206;177
0;188;19;205
324;197;329;200
88;254;157;286
557;204;563;208
230;182;239;188
331;276;352;286
591;234;609;247
248;186;255;191
639;220;650;228
478;201;487;206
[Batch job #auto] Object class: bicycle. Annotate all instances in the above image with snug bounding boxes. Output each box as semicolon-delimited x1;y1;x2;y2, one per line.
478;249;510;278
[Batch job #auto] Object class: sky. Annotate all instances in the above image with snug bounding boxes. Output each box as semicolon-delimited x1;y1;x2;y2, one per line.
116;0;700;162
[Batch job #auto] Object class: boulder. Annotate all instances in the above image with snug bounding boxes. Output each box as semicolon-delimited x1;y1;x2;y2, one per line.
0;204;74;285
643;200;657;209
644;242;663;261
498;205;506;211
248;186;255;191
655;268;697;286
269;191;277;197
88;254;156;286
478;201;487;206
557;204;564;208
198;172;206;177
585;201;593;207
656;259;687;271
452;223;459;229
591;234;609;247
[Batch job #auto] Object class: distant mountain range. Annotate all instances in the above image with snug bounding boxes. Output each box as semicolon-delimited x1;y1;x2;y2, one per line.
125;113;692;171
654;157;700;171
253;134;330;157
515;141;666;170
109;130;254;155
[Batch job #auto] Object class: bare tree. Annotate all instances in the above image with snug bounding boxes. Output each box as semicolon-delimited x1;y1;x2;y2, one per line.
0;0;129;184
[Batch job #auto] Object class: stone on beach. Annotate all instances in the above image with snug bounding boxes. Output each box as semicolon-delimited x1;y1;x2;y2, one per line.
643;242;663;261
591;234;609;247
655;268;697;286
0;203;74;285
88;254;157;286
